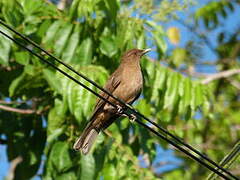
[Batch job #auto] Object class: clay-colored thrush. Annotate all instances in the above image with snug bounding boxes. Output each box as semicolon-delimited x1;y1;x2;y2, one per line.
73;48;151;154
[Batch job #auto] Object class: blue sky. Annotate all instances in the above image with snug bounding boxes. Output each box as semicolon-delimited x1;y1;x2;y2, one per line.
1;1;240;179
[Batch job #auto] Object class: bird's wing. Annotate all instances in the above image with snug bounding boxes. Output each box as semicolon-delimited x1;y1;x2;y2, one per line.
92;69;122;115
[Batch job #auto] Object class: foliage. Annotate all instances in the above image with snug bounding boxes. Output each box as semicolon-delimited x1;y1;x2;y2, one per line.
0;0;239;179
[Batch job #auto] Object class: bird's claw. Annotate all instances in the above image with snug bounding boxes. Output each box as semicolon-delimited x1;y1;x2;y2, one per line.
115;105;136;123
129;114;137;123
116;105;123;115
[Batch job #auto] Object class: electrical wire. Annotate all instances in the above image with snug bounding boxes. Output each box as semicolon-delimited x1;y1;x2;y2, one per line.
0;21;237;180
0;21;237;179
0;20;236;179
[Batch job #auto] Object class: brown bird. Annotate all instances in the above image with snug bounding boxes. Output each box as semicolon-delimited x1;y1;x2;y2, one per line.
73;48;151;154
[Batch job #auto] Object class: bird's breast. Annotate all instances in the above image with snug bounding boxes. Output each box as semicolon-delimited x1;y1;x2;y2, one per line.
120;65;143;97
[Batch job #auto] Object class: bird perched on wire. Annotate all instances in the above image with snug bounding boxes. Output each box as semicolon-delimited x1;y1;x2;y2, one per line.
73;48;151;154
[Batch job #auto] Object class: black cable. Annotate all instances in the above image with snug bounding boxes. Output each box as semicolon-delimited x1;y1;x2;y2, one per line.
0;30;118;110
135;119;231;180
0;21;237;179
134;113;239;179
0;21;235;179
0;21;236;179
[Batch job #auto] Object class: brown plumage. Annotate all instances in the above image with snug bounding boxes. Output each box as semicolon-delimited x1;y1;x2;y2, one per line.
73;48;151;154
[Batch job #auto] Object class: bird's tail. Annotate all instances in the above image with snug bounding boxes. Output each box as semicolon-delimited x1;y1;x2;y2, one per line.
73;121;99;155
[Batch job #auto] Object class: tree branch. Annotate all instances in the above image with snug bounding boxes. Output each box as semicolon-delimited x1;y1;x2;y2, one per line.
0;104;35;114
201;69;240;84
0;100;25;105
7;156;23;180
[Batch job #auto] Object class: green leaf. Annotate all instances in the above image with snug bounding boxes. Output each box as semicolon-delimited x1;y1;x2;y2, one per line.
57;172;77;180
136;99;151;117
80;154;95;180
102;164;117;180
179;77;192;113
77;37;93;65
191;82;204;109
0;26;12;66
22;15;41;35
100;35;118;58
47;99;67;137
151;65;167;103
14;51;30;65
2;2;23;27
29;151;38;165
54;24;73;56
24;64;35;75
50;142;72;172
69;0;80;20
43;69;61;93
9;72;26;96
137;33;145;49
171;48;187;67
146;21;167;54
153;31;167;55
104;0;119;19
58;65;109;123
164;72;179;109
47;127;65;143
22;0;42;15
43;20;62;45
37;19;52;38
62;26;80;62
202;96;210;115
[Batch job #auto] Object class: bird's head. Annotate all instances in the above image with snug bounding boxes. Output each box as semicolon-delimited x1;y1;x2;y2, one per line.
121;48;151;62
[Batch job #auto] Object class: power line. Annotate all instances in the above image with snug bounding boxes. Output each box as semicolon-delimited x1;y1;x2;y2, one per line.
0;21;237;180
0;20;236;179
135;119;233;180
0;21;235;179
0;24;232;180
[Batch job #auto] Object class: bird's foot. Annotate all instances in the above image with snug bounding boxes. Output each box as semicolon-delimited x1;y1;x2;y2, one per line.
129;114;137;123
116;105;124;115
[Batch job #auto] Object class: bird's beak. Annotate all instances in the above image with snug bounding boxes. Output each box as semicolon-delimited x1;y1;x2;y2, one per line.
141;48;151;56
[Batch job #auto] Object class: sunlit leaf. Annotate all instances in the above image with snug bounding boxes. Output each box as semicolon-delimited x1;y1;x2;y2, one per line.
62;25;80;62
50;142;72;172
80;154;95;180
102;164;117;180
43;20;62;45
0;26;12;65
54;24;73;56
191;82;204;109
57;65;109;123
164;72;180;109
14;51;30;65
100;35;118;58
167;27;180;45
179;77;192;113
78;37;93;65
43;69;61;93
